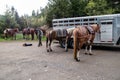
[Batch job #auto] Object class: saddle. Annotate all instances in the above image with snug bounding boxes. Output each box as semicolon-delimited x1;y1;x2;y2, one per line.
56;29;67;37
85;26;95;34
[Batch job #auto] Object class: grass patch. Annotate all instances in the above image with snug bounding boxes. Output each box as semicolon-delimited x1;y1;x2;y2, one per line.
42;36;46;41
16;33;23;40
0;33;46;42
0;38;5;42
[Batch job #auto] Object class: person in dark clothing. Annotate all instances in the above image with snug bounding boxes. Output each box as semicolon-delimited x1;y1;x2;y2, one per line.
37;29;43;47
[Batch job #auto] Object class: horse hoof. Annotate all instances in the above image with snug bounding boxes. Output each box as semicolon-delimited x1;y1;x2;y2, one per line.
75;58;80;62
47;50;49;52
89;53;93;55
65;49;68;52
50;49;52;52
84;53;88;55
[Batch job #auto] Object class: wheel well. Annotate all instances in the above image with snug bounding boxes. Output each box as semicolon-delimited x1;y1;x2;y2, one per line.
68;38;73;48
116;37;120;45
59;40;65;48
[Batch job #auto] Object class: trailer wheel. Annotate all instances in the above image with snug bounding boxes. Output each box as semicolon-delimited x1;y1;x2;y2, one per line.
70;39;74;48
60;40;65;48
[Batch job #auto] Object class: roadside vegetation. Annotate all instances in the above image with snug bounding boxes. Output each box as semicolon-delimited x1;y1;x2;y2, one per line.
0;0;120;41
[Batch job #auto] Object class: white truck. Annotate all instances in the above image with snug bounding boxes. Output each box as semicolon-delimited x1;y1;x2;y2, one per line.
52;14;120;48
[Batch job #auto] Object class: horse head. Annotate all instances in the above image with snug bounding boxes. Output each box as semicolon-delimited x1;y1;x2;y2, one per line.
91;24;100;33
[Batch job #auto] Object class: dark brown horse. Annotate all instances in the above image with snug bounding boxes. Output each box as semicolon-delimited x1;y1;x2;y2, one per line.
4;28;19;40
22;28;35;40
46;28;74;52
73;24;100;61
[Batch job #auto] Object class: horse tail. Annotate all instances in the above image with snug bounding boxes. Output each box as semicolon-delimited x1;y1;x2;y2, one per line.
73;29;77;59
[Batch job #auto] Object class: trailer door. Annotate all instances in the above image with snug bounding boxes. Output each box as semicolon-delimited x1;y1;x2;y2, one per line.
100;20;113;42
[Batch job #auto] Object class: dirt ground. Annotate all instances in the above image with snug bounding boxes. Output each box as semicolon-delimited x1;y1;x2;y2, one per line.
0;41;120;80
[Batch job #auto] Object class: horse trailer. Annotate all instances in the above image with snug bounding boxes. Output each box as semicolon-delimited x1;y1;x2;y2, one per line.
52;14;120;48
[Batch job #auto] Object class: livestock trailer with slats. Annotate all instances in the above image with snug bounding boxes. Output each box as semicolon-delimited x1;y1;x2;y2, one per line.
52;14;120;48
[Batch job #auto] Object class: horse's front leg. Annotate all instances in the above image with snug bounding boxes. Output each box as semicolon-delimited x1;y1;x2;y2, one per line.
49;39;52;52
31;33;34;40
89;45;93;55
14;34;16;40
65;37;68;52
84;44;88;55
4;34;7;40
46;37;50;52
76;48;80;61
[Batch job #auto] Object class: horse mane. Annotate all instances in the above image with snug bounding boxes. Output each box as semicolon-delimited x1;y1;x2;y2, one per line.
90;24;100;32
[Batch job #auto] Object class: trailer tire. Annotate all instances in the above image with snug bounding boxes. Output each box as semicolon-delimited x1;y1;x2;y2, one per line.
69;39;74;48
116;37;120;45
60;40;65;48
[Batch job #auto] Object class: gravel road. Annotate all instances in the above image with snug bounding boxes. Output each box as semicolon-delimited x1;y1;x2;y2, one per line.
0;41;120;80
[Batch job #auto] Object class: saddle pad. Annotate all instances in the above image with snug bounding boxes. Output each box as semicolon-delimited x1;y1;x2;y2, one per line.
56;29;67;37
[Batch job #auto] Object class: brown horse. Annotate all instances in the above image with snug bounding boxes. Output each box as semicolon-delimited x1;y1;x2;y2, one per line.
4;28;19;40
73;24;100;61
46;28;74;52
22;28;35;40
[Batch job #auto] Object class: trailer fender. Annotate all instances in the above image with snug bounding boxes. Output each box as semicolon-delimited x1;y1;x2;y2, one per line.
116;37;120;45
